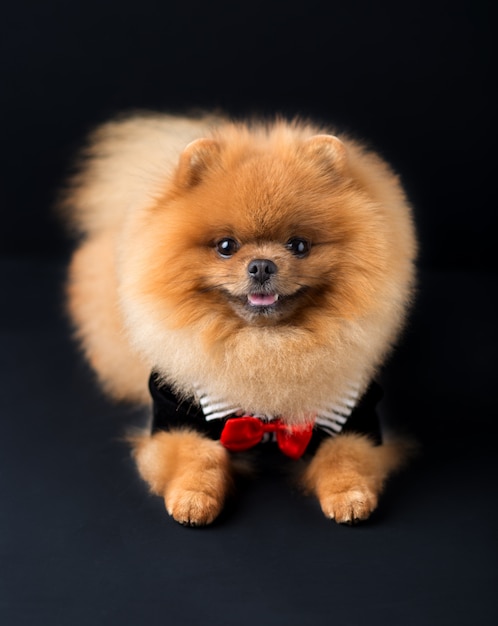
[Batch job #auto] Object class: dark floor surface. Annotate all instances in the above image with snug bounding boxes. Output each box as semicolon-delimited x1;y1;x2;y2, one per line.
1;257;497;626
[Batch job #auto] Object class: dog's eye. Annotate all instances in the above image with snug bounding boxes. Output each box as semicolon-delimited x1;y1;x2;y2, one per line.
216;237;240;258
286;237;311;257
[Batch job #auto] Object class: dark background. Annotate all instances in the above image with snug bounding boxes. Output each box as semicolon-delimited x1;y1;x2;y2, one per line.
1;1;496;625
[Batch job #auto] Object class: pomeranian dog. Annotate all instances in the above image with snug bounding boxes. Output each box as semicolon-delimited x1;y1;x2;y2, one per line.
63;113;417;526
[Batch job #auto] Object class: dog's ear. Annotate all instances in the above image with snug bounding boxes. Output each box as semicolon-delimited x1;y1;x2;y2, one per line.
302;134;347;172
176;138;221;187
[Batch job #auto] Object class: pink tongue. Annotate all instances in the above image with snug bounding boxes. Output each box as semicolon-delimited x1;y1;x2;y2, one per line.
248;293;278;306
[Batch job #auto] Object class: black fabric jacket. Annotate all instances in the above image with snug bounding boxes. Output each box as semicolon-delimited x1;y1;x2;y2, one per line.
150;373;383;456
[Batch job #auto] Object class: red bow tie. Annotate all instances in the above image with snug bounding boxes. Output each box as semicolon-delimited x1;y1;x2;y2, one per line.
220;416;314;459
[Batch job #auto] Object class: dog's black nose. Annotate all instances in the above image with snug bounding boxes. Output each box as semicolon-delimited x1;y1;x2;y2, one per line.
247;259;278;284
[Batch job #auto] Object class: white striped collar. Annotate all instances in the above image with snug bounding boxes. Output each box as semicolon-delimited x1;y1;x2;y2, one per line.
195;382;362;438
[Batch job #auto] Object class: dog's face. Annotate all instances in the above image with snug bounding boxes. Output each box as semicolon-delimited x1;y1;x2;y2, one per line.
122;128;393;338
117;123;415;415
207;234;313;324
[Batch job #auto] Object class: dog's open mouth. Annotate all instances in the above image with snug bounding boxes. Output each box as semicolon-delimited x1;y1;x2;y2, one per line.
247;293;279;307
221;287;307;323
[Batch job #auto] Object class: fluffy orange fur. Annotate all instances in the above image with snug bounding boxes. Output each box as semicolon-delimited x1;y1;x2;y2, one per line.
133;430;233;526
63;113;417;525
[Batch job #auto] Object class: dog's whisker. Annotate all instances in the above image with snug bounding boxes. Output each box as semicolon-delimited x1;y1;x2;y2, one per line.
196;283;238;294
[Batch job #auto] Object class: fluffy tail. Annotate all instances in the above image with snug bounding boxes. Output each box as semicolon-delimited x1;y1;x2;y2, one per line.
59;114;219;237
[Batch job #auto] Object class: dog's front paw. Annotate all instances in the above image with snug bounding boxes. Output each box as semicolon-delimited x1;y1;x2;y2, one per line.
300;434;401;525
165;487;224;527
318;485;378;524
133;430;232;527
